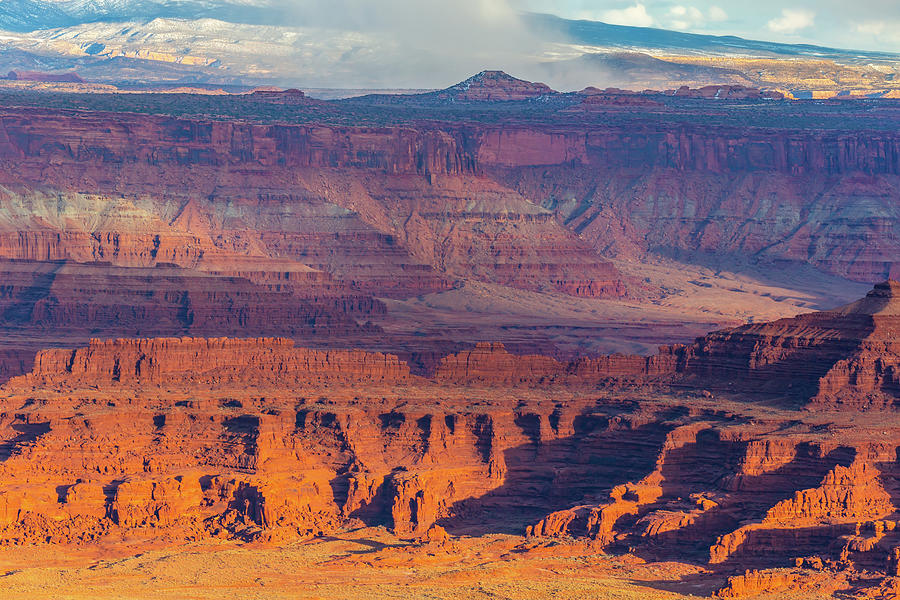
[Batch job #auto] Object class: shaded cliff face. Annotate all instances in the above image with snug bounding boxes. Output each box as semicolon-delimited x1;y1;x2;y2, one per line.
682;280;900;408
0;258;378;384
0;260;368;338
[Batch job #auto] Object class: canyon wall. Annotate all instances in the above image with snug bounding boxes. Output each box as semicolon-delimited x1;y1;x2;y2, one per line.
13;337;411;389
479;126;900;175
681;280;900;408
2;107;897;180
5;279;894;401
0;277;899;583
434;341;679;385
496;162;900;283
0;104;897;293
0;108;626;301
0;109;477;176
0;260;368;338
2;346;900;584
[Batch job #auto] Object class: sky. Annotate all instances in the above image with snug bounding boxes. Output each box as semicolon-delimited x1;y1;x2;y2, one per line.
517;0;900;52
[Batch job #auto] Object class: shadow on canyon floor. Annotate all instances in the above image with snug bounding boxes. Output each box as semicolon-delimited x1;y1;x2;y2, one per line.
435;407;696;536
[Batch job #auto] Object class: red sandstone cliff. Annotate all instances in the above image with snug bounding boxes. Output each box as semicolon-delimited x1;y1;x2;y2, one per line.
0;329;898;595
1;99;897;292
0;106;628;301
12;337;411;389
434;341;678;385
682;280;900;407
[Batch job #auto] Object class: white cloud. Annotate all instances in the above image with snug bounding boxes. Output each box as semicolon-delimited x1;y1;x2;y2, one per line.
767;8;815;34
853;20;900;46
708;6;728;22
855;21;885;36
664;5;726;31
269;0;546;87
599;3;654;27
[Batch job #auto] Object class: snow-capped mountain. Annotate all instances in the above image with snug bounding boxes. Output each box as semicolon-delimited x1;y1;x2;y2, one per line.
0;0;74;31
0;2;897;92
0;0;274;31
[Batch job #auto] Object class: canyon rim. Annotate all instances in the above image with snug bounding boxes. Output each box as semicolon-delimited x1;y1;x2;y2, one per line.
0;2;899;599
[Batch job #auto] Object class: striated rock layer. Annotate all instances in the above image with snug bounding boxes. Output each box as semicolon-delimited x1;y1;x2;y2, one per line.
681;280;900;407
0;107;626;300
434;341;679;385
2;337;900;593
15;337;411;389
428;281;900;407
0;259;369;338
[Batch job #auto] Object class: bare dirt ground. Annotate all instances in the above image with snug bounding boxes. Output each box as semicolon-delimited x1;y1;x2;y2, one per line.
0;527;848;599
383;254;870;356
0;529;721;600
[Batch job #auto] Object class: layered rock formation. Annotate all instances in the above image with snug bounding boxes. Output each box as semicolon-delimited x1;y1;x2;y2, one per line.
681;280;900;407
0;259;366;338
2;337;900;591
429;280;900;408
0;78;898;597
14;337;411;389
1;87;898;298
0;278;897;596
498;164;900;283
434;341;678;385
714;568;848;598
0;106;627;301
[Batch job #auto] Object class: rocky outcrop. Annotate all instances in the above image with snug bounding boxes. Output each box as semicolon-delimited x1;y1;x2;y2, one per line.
714;568;847;598
420;70;555;102
12;337;412;389
0;329;899;592
708;460;894;565
682;280;900;407
434;342;678;385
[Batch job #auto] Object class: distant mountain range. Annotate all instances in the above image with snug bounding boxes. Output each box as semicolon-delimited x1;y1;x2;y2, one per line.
526;14;900;63
2;2;896;61
0;0;280;31
0;2;897;93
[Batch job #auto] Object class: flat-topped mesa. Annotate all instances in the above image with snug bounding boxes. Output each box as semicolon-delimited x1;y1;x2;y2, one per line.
682;280;900;407
4;70;84;83
248;88;308;104
436;71;555;102
434;341;679;385
10;337;412;389
672;84;785;100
